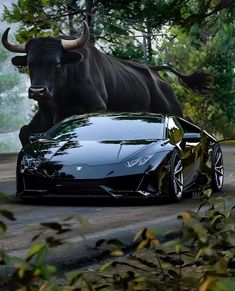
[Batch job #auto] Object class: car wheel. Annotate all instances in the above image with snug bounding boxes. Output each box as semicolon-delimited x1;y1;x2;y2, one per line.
168;150;184;201
211;144;224;192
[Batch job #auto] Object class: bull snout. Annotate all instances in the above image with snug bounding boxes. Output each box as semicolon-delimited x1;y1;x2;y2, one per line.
28;86;51;100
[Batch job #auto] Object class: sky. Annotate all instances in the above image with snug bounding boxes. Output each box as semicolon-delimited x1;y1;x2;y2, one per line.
0;0;18;31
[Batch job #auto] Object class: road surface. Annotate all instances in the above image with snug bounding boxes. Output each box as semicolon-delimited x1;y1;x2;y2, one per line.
0;144;234;268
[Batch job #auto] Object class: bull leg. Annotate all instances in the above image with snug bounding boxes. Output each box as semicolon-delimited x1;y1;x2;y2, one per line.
19;107;54;146
19;125;35;147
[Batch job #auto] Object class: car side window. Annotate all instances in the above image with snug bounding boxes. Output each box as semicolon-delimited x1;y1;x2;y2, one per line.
167;117;184;143
177;118;201;134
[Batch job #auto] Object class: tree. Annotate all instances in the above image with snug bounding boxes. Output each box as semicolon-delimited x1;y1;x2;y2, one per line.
3;0;235;59
2;0;235;137
0;33;28;152
160;8;235;138
0;36;20;131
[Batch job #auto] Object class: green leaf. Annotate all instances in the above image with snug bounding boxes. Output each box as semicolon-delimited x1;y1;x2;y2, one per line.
1;253;21;265
100;261;113;272
41;222;62;231
41;222;71;234
213;279;235;291
35;245;48;266
107;23;129;36
0;209;16;221
193;223;208;243
151;239;160;248
163;239;181;248
179;212;193;227
110;250;124;257
0;192;7;198
41;264;57;279
75;215;90;227
145;228;155;240
133;229;144;242
26;243;45;261
66;270;83;285
137;239;148;250
83;277;95;291
175;243;182;253
0;221;6;235
41;0;50;5
16;262;32;279
196;247;213;259
203;188;212;198
106;239;124;248
168;269;180;279
46;236;63;247
214;257;228;275
32;232;42;242
211;214;223;225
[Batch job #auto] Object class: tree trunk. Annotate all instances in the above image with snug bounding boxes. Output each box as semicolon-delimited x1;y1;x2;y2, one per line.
146;22;152;62
143;34;148;64
67;0;77;35
85;0;95;44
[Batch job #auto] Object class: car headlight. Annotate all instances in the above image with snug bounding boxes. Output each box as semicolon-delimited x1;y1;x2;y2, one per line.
20;155;42;172
124;154;154;167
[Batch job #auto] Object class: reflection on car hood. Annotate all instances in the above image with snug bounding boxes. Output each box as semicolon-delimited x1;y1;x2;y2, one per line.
31;139;160;166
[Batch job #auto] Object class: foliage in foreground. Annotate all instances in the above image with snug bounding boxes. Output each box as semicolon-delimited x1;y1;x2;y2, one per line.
1;190;235;290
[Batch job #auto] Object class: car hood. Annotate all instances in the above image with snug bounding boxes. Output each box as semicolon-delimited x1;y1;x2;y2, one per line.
28;139;161;166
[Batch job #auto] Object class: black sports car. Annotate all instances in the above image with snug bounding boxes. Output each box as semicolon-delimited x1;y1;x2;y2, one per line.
16;113;224;201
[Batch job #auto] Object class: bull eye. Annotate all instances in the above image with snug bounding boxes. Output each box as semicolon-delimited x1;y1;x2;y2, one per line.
55;61;61;69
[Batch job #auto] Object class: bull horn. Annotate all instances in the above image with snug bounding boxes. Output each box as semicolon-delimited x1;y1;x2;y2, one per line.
2;27;26;53
61;21;90;50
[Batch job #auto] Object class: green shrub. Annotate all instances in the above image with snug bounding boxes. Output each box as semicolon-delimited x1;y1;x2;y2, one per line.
1;191;235;290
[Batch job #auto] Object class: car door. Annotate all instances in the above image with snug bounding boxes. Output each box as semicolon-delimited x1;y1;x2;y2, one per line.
167;117;202;188
176;117;203;188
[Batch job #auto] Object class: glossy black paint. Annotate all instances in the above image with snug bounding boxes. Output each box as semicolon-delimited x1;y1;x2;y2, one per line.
16;113;219;200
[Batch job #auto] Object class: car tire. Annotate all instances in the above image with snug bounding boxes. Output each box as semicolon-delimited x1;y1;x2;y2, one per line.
168;150;184;202
16;172;24;195
211;144;224;192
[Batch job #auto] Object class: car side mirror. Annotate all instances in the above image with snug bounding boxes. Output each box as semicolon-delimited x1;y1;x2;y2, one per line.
29;133;45;143
182;132;201;143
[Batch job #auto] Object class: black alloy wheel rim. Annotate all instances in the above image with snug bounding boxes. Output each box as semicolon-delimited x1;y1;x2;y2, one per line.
214;147;224;189
173;156;183;199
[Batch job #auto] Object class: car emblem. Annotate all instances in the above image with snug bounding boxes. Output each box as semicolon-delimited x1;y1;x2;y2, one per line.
76;166;83;171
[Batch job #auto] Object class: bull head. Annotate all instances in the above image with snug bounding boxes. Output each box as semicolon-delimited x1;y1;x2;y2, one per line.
2;21;90;53
1;22;90;102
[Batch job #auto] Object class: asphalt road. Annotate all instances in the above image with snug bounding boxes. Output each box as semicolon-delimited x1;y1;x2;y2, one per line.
0;145;234;268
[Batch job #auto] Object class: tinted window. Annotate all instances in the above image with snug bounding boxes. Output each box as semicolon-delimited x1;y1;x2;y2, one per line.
46;115;164;141
177;118;201;134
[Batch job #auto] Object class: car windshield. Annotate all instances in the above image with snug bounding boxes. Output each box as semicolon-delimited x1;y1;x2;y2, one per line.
45;115;165;141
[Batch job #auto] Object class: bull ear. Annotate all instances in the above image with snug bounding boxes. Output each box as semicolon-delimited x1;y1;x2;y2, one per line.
11;55;27;68
63;51;84;63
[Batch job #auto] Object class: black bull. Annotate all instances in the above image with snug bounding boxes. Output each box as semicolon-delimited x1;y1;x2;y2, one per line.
2;22;212;146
